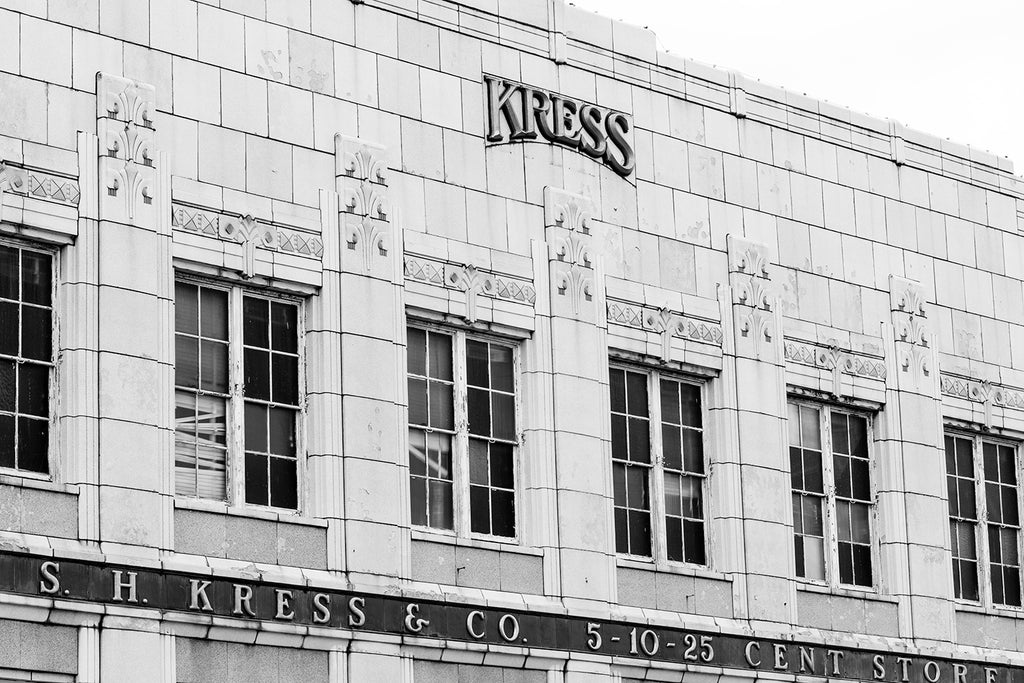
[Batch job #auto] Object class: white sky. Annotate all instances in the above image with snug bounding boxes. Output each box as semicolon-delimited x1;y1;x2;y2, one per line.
568;0;1024;176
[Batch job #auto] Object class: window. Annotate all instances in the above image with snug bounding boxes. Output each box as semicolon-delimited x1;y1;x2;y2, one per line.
609;367;707;565
174;280;301;509
406;326;518;539
945;433;1021;607
0;244;53;475
788;402;873;588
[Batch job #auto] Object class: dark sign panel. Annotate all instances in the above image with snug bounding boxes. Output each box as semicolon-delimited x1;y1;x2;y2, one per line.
1;550;1018;683
484;75;636;178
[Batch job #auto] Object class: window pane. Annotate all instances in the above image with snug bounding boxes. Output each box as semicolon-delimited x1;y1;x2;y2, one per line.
20;251;50;306
613;463;626;506
427;332;452;381
470;485;490;534
803;451;823;493
429;381;454;430
626;372;648;416
0;302;16;356
17;363;47;417
269;407;296;456
790;448;804;490
984;443;999;482
175;282;198;334
792;495;803;534
834;455;852;498
490;442;515;489
466;340;489;388
614;508;629;553
242;297;269;347
0;360;13;411
1000;446;1017;486
199;288;228;340
491;393;515;440
682;429;703;473
428;480;454;530
199;340;229;393
838;543;853;584
627;509;651;556
244;349;270;400
1004;567;1022;607
271;354;299;405
800;406;820;448
660;380;679;424
244;402;267;452
831;413;849;455
959;560;979;601
945;436;956;474
682;476;703;518
408;378;428;425
802;536;825;580
269;457;297;509
788;402;800;444
21;306;51;361
427;432;452;479
851;458;871;501
410;477;427;526
849;416;868;458
683;519;706;564
196;395;226;446
196;442;226;500
174;336;199;388
626;466;649;509
244;452;268;506
489;344;514;392
987;483;1002;523
851;502;871;544
469;439;488;485
0;415;12;468
407;328;426;376
663;425;681;471
610;369;626;413
611;414;627;460
0;247;17;300
467;387;490;436
837;500;851;542
956;438;973;477
802;497;823;535
270;302;297;353
666;516;683;562
17;417;48;473
959;479;977;518
664;473;681;516
490;489;515;537
627;417;650;463
679;383;701;427
409;429;427;476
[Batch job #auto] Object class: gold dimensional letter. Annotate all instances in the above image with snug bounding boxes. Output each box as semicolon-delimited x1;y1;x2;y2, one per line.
39;561;60;595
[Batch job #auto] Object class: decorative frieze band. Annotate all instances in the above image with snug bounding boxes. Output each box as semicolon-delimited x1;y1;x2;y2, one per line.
0;163;81;207
404;255;537;323
607;299;724;362
784;339;886;398
172;203;324;277
940;373;1024;428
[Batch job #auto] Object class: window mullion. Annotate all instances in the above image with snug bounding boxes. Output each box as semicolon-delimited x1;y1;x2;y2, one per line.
229;287;245;506
649;371;667;566
974;436;993;609
454;331;471;536
822;410;841;588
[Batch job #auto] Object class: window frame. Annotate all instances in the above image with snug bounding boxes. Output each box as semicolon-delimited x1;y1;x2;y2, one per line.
405;321;523;543
610;362;710;570
788;398;878;592
945;428;1024;610
0;237;58;481
173;274;306;513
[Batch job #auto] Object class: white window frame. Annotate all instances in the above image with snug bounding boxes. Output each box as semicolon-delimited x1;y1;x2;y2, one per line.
945;429;1024;610
788;399;878;591
0;237;58;482
611;364;710;569
406;322;522;543
173;275;306;513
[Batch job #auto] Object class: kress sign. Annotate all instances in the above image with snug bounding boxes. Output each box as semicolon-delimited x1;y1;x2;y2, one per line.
484;76;636;178
3;550;1022;683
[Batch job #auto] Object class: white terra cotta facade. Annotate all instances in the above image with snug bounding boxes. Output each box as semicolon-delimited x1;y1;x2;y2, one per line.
0;0;1023;681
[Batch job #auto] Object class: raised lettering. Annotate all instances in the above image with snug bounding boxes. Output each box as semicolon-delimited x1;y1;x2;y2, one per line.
498;614;520;642
986;668;998;683
603;112;636;177
745;641;762;667
529;90;557;142
188;580;212;612
925;661;941;683
485;77;525;142
405;603;429;633
897;657;912;683
232;584;256;617
275;589;294;621
799;647;815;674
773;644;788;671
873;655;886;680
39;561;60;595
111;570;138;604
553;97;581;145
954;664;968;683
827;650;845;677
348;597;366;627
312;593;331;625
579;104;607;158
466;611;485;639
586;622;602;651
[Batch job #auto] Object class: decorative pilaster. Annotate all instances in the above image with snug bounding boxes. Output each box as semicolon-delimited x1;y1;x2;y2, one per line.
720;235;791;622
880;276;950;643
539;187;615;606
334;134;406;583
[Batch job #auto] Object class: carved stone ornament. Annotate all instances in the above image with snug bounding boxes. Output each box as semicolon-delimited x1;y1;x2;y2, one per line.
606;299;725;363
784;340;887;398
97;73;157;225
336;135;391;275
446;264;494;323
404;256;537;320
889;276;932;390
940;373;1024;429
544;188;597;320
346;216;390;274
727;235;776;361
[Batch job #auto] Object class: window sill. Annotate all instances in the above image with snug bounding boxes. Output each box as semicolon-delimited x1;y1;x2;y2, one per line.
411;528;543;557
955;601;1024;619
173;497;329;528
796;580;898;604
616;556;731;582
0;471;78;495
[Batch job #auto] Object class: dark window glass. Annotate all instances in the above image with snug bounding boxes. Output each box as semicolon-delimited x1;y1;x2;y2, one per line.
0;247;53;474
610;369;652;557
242;297;269;347
199;288;228;340
788;402;825;580
270;302;297;353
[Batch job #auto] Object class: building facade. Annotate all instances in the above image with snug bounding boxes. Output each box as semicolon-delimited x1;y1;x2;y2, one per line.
0;0;1023;681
